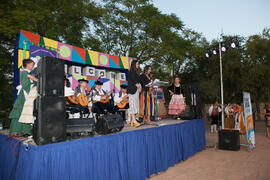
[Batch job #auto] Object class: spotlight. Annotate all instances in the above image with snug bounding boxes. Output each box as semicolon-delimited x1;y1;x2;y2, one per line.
231;42;236;48
213;50;217;55
205;53;210;58
221;46;226;52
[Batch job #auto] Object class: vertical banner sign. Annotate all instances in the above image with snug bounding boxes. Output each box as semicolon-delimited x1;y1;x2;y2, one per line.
243;92;255;149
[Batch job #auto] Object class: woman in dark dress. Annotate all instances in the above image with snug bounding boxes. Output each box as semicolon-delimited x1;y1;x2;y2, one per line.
139;65;153;124
127;60;141;127
167;77;185;117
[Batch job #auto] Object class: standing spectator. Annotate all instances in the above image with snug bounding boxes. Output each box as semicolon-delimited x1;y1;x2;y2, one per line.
263;103;270;138
252;101;257;131
208;102;221;133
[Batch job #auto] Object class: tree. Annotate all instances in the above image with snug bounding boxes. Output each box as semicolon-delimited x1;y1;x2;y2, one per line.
91;0;189;72
242;28;270;103
0;0;101;123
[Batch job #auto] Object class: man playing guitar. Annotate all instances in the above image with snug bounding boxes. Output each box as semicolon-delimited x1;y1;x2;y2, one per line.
74;79;92;113
91;80;116;115
114;84;129;121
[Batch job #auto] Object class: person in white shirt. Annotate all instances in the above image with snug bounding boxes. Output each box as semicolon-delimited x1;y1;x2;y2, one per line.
64;77;74;97
91;81;116;114
114;84;129;120
208;102;221;133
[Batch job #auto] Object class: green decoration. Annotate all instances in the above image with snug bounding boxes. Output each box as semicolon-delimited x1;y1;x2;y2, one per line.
86;50;93;65
40;36;45;46
119;56;124;69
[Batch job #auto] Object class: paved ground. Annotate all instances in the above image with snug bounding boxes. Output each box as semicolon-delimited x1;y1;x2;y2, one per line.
150;120;270;180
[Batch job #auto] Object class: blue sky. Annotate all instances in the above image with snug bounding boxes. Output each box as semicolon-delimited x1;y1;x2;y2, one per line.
154;0;270;41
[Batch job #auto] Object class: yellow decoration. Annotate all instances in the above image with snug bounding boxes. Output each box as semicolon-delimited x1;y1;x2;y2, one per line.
18;49;29;68
44;37;58;49
88;50;99;66
111;79;120;90
121;56;129;69
73;74;86;80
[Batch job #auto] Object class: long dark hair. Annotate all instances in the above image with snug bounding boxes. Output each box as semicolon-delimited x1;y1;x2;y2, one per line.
143;65;151;75
130;60;138;72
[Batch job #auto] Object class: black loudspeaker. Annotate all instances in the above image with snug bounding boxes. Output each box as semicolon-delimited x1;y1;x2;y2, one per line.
189;83;202;118
179;106;196;120
37;56;64;96
218;129;240;151
96;114;124;134
33;96;66;145
66;118;95;136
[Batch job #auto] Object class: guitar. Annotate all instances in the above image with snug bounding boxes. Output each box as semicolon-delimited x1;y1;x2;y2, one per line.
66;95;80;105
77;93;91;106
116;94;129;108
93;90;113;104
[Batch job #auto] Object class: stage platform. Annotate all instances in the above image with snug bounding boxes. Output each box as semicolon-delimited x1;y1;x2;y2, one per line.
0;118;205;180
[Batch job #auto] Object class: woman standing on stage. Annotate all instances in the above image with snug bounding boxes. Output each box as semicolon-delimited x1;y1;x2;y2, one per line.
127;60;141;127
167;77;185;118
9;59;38;137
140;65;153;124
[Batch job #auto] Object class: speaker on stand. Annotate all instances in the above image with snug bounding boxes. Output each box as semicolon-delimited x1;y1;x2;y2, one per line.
180;82;202;120
33;56;66;145
189;82;202;119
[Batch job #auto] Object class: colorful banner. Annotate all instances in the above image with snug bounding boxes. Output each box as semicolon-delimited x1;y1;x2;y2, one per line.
17;30;134;69
243;92;255;149
29;45;57;58
13;30;131;101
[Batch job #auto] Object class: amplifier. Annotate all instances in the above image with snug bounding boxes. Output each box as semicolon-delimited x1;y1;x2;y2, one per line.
179;106;196;120
218;129;240;151
66;118;95;136
96;114;124;134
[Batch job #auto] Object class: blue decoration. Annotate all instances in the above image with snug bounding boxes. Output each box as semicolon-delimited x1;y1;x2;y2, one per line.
72;48;86;64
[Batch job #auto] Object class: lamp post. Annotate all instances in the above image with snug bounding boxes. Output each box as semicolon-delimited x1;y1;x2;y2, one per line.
218;41;225;129
206;35;239;130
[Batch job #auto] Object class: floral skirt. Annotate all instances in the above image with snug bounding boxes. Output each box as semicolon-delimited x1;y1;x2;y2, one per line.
168;94;185;115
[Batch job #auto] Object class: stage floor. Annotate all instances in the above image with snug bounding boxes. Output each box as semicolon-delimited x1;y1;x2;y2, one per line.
121;119;186;132
0;118;187;145
0;118;205;180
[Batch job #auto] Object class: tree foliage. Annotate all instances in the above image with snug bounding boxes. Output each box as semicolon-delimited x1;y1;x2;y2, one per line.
0;0;101;122
0;0;269;122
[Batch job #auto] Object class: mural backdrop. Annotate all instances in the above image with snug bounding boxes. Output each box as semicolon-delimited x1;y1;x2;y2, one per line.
13;30;135;99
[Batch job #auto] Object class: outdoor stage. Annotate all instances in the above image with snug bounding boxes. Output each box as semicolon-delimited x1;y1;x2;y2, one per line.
0;118;205;180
